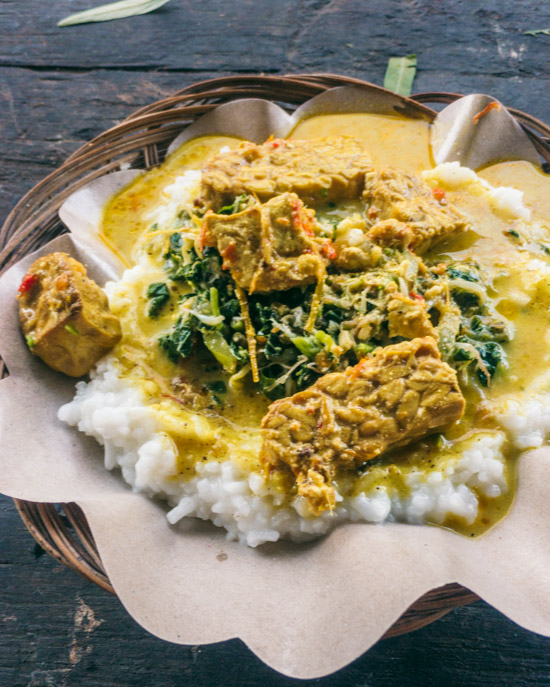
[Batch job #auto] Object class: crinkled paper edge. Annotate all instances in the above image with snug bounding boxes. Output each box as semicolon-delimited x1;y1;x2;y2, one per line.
0;85;548;679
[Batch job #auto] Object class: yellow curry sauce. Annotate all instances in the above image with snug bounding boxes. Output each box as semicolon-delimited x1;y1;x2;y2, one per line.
101;114;550;536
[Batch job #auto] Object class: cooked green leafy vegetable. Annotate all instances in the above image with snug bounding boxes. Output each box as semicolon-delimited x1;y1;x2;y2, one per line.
446;261;511;386
58;0;171;27
218;194;251;215
452;338;506;387
154;225;511;396
159;316;195;363
146;282;170;318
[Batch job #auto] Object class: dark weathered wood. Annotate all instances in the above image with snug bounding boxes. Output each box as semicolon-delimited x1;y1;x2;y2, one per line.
3;490;550;687
3;0;550;683
0;0;549;118
0;68;222;226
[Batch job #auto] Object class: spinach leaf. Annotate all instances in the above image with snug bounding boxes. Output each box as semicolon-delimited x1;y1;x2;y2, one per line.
476;341;505;386
146;282;170;319
447;264;480;282
159;317;196;363
164;233;186;280
452;337;506;386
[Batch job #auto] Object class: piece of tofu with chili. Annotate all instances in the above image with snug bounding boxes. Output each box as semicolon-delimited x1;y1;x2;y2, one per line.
17;252;121;377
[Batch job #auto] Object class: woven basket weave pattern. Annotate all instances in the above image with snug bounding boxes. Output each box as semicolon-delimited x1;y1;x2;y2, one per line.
4;74;550;638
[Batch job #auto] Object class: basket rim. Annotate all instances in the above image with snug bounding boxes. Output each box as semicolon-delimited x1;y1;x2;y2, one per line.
7;71;550;639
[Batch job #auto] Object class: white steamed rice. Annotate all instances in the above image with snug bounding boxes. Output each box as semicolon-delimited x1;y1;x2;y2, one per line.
58;357;514;546
57;161;541;546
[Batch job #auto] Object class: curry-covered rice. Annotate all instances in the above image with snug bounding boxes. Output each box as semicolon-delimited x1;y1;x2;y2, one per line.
53;113;550;545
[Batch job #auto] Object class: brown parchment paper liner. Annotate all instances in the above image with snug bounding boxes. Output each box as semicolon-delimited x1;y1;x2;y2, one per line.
0;86;547;678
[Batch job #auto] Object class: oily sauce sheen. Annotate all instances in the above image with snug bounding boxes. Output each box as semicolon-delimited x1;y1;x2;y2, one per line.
101;114;550;538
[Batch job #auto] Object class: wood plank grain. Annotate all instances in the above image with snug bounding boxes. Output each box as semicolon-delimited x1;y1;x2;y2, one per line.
0;0;548;96
3;0;550;683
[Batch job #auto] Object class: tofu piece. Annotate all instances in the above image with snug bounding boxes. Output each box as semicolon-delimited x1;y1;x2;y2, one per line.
201;136;372;209
261;337;465;513
387;292;437;340
17;252;121;377
203;192;326;293
363;168;468;253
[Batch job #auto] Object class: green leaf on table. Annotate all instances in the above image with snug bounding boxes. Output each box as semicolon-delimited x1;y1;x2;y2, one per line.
524;28;550;36
58;0;171;27
384;54;417;96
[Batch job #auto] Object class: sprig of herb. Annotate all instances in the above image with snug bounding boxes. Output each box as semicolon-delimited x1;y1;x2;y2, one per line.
58;0;171;27
525;29;550;36
384;54;417;96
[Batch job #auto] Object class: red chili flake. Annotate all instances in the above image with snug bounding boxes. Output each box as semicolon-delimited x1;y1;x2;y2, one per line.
409;292;424;301
220;241;237;269
18;273;37;294
292;199;314;236
321;239;337;260
473;101;501;124
349;358;368;381
432;187;446;202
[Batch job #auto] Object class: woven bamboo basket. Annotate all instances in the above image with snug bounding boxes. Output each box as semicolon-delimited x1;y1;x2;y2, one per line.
3;74;550;640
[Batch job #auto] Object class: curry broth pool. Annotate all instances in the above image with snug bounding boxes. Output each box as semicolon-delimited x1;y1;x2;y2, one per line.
57;113;550;545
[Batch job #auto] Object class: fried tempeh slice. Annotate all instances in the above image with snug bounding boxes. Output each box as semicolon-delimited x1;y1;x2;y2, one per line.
201;136;372;209
202;192;327;294
261;337;465;513
363;168;468;253
17;252;121;377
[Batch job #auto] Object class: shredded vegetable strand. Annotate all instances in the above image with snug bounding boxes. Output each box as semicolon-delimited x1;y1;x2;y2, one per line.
305;264;326;332
137;226;198;250
235;285;259;382
250;205;272;294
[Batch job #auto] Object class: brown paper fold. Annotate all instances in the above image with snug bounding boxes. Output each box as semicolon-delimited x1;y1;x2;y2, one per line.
0;86;548;678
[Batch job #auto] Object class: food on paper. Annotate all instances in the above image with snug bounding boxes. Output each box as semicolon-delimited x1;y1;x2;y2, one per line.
363;168;468;253
201;136;372;208
17;252;121;376
261;336;465;513
202;192;327;295
53;113;550;546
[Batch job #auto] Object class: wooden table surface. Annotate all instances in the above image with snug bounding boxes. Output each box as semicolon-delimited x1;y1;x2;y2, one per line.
2;1;550;684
